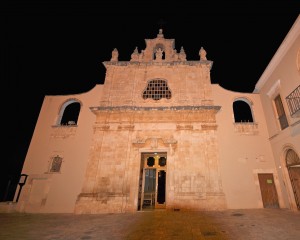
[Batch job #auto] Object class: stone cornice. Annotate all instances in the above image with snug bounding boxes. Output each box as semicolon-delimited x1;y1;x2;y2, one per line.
103;60;213;69
90;105;221;112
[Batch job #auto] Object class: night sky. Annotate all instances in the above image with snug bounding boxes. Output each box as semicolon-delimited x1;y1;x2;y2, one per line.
2;1;299;200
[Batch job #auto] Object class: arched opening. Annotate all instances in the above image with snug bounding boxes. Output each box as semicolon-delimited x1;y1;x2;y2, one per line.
59;101;81;125
233;100;254;122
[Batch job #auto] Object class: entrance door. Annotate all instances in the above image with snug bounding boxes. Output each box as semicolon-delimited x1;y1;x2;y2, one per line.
286;149;300;210
258;173;279;208
142;168;156;208
288;166;300;209
138;153;167;210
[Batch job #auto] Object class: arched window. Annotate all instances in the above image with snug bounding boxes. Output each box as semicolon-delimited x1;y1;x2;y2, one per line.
142;79;171;101
57;100;81;126
233;99;254;122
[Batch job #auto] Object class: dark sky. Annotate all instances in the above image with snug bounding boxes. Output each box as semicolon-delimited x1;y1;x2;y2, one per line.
2;1;299;199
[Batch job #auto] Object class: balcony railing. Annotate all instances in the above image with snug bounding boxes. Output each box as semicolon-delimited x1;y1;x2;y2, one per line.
234;122;259;135
286;85;300;117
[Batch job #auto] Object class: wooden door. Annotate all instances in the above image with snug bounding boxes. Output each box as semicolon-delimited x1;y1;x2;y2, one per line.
258;173;279;208
288;166;300;209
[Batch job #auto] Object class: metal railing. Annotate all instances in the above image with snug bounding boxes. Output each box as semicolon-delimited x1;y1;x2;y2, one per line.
286;85;300;117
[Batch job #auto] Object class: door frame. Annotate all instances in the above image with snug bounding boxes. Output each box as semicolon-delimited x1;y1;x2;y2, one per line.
280;147;300;211
258;173;279;208
253;169;283;209
138;152;167;211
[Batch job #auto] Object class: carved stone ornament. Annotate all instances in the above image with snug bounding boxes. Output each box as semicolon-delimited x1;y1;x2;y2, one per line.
179;46;186;61
132;136;177;155
130;47;139;61
93;124;110;132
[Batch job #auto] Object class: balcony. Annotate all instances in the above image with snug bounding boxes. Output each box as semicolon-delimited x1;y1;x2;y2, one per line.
286;85;300;117
234;122;259;135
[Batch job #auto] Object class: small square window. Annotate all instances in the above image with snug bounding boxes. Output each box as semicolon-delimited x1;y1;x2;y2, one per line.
50;155;63;173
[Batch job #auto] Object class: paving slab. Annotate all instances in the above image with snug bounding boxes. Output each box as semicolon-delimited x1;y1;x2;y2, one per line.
0;209;299;240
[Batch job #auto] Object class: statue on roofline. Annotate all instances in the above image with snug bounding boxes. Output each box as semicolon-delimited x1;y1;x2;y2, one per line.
155;48;163;60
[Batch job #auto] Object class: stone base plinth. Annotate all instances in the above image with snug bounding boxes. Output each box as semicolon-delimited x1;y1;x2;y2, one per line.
74;193;135;214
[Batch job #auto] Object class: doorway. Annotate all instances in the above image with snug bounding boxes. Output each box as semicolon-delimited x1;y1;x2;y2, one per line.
138;152;167;211
288;167;300;209
258;173;279;208
286;149;300;210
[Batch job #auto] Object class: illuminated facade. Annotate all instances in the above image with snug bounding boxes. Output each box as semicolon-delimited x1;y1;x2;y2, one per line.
10;16;300;214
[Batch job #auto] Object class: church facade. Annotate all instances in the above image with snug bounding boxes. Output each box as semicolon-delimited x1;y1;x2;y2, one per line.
12;17;300;214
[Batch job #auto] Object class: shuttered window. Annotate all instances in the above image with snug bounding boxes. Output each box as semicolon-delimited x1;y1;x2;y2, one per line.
274;95;288;130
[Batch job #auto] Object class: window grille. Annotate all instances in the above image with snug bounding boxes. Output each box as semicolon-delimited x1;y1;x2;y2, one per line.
143;79;171;100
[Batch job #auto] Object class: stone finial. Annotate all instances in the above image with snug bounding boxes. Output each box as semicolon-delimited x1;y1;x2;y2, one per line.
110;48;118;62
179;46;186;61
173;49;179;61
199;47;207;60
133;46;139;54
130;47;139;61
139;50;144;61
157;29;164;38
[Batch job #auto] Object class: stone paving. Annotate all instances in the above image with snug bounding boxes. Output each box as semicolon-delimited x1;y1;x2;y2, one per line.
0;208;299;240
